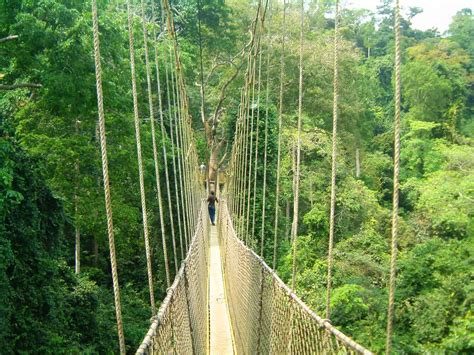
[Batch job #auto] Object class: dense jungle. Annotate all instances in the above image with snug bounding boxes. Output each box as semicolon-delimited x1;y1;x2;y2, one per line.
1;0;473;353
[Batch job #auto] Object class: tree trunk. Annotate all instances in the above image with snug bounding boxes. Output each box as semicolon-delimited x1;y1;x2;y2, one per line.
208;147;218;185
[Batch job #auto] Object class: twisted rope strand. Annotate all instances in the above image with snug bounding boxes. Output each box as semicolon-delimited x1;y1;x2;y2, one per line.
273;0;286;270
140;0;157;314
386;0;401;353
325;0;340;320
291;0;305;291
91;0;125;352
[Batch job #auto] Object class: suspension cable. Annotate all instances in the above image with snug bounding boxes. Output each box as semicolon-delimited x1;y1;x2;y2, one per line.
291;0;305;291
140;0;158;314
386;0;401;352
156;4;189;255
260;40;271;259
153;10;179;275
91;0;125;352
251;45;263;246
245;25;262;244
325;0;340;320
272;0;286;270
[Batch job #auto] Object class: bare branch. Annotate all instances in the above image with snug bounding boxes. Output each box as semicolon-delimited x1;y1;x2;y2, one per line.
0;35;18;43
0;83;42;90
212;61;245;124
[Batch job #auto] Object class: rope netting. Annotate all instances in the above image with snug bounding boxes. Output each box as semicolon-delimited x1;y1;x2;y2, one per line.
218;200;373;355
136;202;209;355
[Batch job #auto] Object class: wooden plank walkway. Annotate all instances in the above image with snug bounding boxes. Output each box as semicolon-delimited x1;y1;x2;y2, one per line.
209;223;234;354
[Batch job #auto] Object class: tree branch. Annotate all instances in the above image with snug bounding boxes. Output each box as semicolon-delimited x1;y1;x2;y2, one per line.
0;35;18;43
0;83;42;90
212;61;244;125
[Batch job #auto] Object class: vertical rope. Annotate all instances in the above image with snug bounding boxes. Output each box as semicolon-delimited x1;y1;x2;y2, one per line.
91;0;125;352
251;46;263;244
158;6;190;254
159;45;180;275
325;0;340;321
140;0;157;314
273;0;286;270
291;0;304;291
260;44;270;259
245;26;261;244
386;0;401;352
151;1;186;259
170;50;193;241
150;1;171;287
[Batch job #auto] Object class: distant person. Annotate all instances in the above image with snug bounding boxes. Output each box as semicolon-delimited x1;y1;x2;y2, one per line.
207;191;218;225
200;162;206;175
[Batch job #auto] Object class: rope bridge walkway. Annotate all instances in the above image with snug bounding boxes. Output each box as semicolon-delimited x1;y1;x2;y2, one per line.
136;200;372;354
88;0;404;353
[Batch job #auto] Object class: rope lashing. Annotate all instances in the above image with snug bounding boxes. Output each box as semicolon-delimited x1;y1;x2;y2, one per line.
325;0;340;321
291;0;305;291
91;0;125;352
386;0;402;353
272;0;286;270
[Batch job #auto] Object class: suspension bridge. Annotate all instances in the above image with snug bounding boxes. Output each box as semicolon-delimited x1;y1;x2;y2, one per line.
89;0;403;353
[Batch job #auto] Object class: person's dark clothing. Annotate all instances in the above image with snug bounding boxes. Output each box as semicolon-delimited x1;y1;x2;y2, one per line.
207;195;218;207
207;195;218;225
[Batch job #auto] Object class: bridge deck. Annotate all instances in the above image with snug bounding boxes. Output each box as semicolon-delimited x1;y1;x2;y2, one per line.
209;223;234;354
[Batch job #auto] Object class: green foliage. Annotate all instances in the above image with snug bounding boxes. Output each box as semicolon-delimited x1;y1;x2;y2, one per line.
1;0;473;353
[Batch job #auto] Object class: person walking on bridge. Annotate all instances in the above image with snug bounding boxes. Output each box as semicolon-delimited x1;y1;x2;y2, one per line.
207;191;218;226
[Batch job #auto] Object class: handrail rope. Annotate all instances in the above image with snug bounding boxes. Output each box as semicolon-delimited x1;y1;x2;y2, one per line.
273;0;286;270
386;0;401;353
291;0;305;291
140;0;158;314
91;0;125;352
136;204;207;354
221;201;373;355
325;0;340;320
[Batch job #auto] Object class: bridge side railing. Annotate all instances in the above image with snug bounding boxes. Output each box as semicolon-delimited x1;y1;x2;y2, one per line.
218;199;373;355
136;201;209;355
